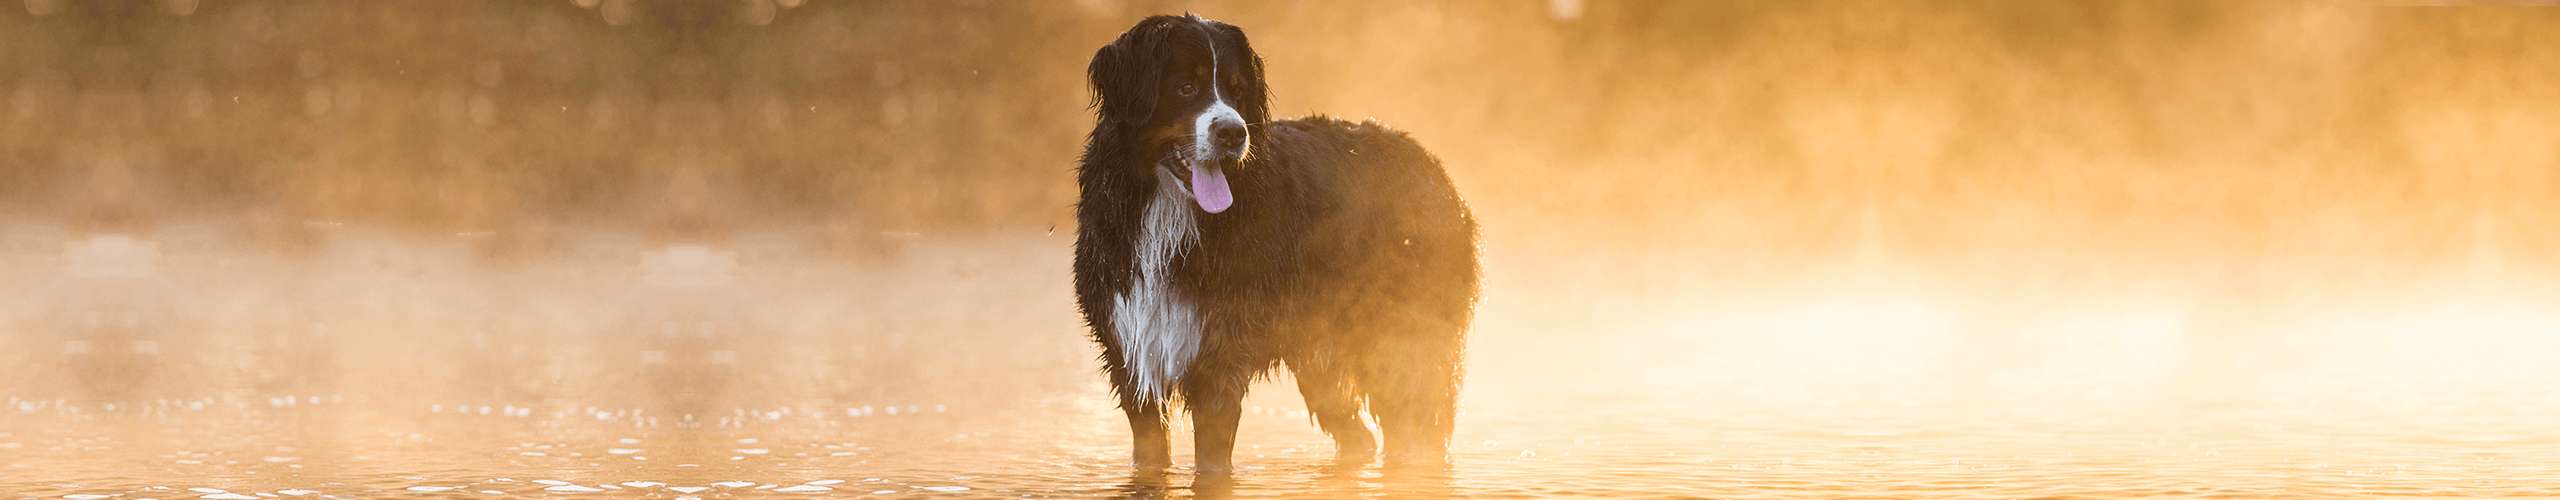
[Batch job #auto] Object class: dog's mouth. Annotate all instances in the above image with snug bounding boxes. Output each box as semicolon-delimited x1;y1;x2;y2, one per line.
1163;153;1237;214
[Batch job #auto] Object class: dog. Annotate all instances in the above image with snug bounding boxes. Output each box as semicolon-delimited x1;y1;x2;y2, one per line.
1073;14;1480;474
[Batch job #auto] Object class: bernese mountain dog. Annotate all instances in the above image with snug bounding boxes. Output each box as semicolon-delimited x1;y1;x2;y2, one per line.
1073;14;1480;474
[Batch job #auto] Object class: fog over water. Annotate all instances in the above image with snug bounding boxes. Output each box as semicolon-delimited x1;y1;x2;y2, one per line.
4;1;2560;497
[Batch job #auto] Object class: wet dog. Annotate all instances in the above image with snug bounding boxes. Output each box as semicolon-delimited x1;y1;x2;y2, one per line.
1073;14;1480;474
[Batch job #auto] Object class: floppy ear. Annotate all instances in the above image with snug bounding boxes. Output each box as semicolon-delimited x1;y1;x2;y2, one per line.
1211;22;1271;126
1087;22;1162;126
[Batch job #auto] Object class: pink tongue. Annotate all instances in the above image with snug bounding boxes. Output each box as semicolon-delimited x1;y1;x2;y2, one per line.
1191;166;1233;213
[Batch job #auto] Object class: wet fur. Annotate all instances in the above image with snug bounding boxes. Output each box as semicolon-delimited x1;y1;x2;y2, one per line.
1074;15;1481;473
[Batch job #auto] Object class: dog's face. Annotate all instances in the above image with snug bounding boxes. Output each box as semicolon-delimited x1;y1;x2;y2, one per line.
1088;15;1270;214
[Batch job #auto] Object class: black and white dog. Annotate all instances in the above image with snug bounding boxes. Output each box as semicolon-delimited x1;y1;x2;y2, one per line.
1074;15;1480;474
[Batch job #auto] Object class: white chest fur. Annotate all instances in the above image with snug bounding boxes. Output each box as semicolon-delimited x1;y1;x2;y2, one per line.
1110;168;1202;404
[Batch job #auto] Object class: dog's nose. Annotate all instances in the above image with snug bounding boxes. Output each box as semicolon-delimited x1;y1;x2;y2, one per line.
1211;118;1247;151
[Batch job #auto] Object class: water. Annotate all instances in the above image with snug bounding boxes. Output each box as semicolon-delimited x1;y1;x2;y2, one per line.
6;230;2558;497
11;382;2560;497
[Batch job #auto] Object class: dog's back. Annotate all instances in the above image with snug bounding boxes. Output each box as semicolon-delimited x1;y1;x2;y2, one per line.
1235;116;1477;326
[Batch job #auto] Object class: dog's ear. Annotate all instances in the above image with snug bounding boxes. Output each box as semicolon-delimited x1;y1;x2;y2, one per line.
1210;22;1271;126
1088;20;1165;126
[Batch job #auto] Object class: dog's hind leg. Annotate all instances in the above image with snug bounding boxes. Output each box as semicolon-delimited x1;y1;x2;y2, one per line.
1363;317;1464;471
1288;357;1376;464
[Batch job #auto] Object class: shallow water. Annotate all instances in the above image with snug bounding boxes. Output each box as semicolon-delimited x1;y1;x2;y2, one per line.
0;232;2556;498
10;383;2560;498
8;229;2560;498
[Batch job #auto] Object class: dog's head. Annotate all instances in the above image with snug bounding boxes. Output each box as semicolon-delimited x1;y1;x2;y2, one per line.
1087;15;1270;214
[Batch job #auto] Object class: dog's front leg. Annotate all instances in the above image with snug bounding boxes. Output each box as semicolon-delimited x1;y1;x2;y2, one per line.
1119;391;1171;470
1182;370;1249;475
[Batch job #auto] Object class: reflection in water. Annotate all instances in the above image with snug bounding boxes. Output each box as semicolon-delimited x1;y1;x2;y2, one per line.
6;0;2560;497
6;230;2560;497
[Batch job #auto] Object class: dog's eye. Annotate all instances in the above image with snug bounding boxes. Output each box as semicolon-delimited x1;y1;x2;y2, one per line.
1175;82;1198;97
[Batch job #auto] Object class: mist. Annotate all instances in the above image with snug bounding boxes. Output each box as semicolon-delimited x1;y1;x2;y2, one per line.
6;0;2560;497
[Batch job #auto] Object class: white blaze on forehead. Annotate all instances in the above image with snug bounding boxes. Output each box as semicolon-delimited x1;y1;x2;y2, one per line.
1189;27;1240;161
1111;167;1203;404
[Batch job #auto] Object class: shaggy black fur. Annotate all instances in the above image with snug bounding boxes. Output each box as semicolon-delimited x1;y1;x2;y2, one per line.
1074;15;1480;474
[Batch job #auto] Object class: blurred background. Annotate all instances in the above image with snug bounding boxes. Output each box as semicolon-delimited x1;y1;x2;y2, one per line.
4;0;2559;497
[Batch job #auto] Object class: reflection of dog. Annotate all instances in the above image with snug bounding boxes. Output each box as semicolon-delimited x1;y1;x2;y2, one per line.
1073;14;1480;473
